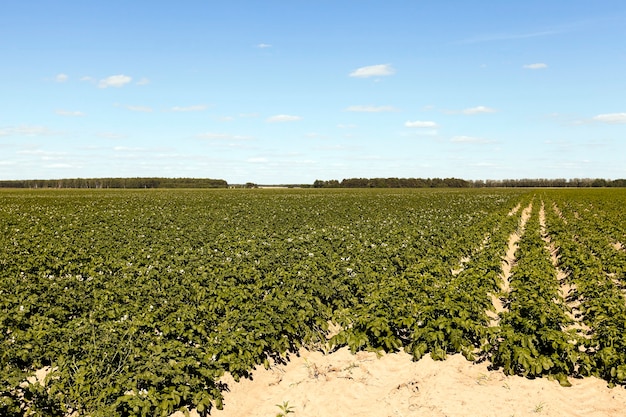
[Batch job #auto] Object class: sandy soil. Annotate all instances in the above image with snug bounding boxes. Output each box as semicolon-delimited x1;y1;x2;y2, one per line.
186;347;626;417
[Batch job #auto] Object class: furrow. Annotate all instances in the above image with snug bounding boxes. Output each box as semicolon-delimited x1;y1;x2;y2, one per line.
489;202;532;326
538;201;591;337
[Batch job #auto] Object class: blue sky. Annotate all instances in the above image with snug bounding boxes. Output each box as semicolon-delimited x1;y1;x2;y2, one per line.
1;1;625;184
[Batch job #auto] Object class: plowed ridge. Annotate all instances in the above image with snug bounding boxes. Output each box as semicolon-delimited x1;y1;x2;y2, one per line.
489;202;532;326
539;201;590;336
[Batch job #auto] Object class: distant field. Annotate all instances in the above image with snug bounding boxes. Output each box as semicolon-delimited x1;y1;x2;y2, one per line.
2;188;625;416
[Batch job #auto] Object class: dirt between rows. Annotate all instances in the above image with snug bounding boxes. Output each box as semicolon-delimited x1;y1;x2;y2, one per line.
487;202;532;326
188;347;626;417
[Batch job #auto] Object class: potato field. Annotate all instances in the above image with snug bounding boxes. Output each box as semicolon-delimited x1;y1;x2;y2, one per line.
1;188;626;416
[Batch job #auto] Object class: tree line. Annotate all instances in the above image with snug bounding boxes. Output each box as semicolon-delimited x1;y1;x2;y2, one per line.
0;177;228;189
313;177;626;188
2;177;625;189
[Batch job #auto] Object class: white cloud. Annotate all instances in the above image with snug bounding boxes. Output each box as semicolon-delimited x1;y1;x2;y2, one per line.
44;163;74;169
257;43;272;48
337;124;357;129
113;146;146;152
267;114;302;122
17;149;67;159
523;63;548;70
405;120;438;128
55;73;68;83
126;105;153;112
592;112;626;124
97;132;127;140
80;76;94;82
345;105;397;112
98;74;132;88
56;110;85;117
248;157;268;163
451;135;493;144
462;106;497;114
349;64;395;78
0;126;55;136
136;77;150;85
171;105;208;112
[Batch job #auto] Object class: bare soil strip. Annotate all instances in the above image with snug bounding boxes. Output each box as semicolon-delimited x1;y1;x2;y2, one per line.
608;273;625;292
552;202;567;224
451;232;491;276
451;256;470;276
508;203;521;216
611;241;625;252
538;202;590;337
488;202;532;326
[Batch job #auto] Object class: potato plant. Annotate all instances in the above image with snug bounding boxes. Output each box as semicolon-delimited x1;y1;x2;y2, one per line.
1;188;626;415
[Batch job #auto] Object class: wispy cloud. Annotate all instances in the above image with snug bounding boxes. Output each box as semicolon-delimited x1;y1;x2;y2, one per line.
462;106;497;114
267;114;302;122
97;132;127;140
592;112;626;124
349;64;395;78
451;135;494;144
345;105;397;112
171;105;208;112
136;77;150;86
257;43;272;48
125;105;153;112
17;149;67;156
0;125;56;136
55;73;68;83
405;120;438;128
523;63;548;70
113;146;146;152
56;110;85;117
337;124;357;129
44;163;75;169
98;74;132;88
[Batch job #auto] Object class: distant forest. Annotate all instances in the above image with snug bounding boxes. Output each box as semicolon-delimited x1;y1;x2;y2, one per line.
313;177;626;188
0;177;228;189
1;177;625;189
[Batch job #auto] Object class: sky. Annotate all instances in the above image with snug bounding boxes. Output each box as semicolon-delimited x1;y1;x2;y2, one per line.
1;0;625;184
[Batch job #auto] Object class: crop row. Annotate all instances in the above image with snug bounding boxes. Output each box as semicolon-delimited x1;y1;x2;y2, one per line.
488;202;582;386
542;191;626;386
2;188;626;416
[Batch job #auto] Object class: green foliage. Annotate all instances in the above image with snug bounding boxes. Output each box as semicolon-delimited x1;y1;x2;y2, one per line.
275;401;295;417
2;188;626;414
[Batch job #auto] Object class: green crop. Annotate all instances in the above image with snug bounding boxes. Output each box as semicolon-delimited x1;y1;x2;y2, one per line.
1;188;626;415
